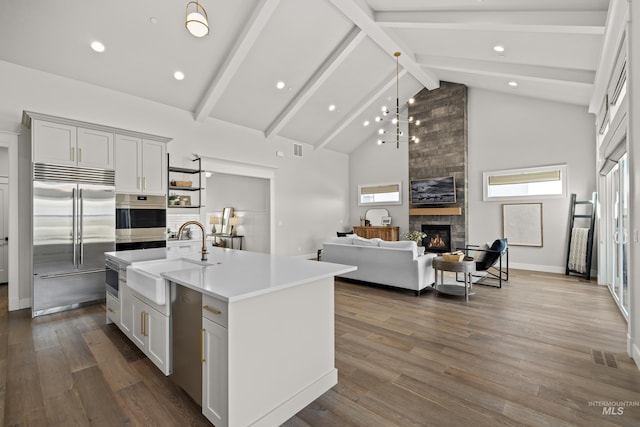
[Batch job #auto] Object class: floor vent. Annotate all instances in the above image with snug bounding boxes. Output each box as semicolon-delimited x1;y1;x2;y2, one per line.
592;349;618;368
293;143;303;157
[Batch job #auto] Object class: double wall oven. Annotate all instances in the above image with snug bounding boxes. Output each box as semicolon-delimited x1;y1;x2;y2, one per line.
115;194;166;251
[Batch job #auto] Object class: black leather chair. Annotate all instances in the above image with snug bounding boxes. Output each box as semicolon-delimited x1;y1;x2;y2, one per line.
458;238;509;288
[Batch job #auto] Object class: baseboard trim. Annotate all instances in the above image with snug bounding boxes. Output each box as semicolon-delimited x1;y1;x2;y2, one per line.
250;369;338;427
509;262;597;278
630;336;640;371
9;296;31;311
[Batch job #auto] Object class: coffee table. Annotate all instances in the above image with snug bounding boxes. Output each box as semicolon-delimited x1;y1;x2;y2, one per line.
432;257;476;302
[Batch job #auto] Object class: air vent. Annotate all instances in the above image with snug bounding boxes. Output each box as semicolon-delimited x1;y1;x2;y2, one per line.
591;349;618;368
293;143;303;157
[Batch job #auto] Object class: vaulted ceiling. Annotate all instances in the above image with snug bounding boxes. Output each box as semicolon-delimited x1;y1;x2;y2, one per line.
0;0;611;153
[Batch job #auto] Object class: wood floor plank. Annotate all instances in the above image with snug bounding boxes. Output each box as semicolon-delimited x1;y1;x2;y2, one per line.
36;346;74;399
57;325;98;373
2;270;640;426
43;389;90;427
72;365;131;427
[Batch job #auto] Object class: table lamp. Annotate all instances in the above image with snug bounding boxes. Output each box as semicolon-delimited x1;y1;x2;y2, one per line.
228;216;241;236
209;216;220;234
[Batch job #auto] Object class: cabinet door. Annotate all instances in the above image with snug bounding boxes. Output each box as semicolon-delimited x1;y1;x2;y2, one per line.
77;127;114;169
32;120;76;166
141;140;166;195
146;307;170;375
131;297;147;350
115;135;142;193
120;283;133;337
202;317;228;427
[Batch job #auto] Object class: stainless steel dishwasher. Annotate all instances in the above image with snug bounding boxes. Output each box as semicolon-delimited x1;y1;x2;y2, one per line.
171;283;202;405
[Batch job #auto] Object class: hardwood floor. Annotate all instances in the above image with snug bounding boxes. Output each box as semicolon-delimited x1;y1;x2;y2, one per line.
2;271;640;426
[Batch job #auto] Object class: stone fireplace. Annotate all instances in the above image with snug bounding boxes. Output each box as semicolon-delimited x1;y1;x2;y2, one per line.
408;81;468;252
421;224;451;253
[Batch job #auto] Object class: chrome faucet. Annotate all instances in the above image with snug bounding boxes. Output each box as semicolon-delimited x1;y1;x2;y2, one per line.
177;220;208;261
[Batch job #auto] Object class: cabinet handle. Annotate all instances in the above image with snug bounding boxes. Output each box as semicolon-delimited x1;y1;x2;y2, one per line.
200;328;205;364
138;177;142;190
203;305;221;315
71;147;75;162
107;307;115;313
144;312;148;336
143;177;147;190
78;148;82;162
140;311;145;336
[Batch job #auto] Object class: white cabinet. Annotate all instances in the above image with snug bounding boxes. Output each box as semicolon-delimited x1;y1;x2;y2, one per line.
115;135;166;195
106;293;120;325
77;127;114;169
32;120;114;169
202;317;228;427
131;294;171;375
120;281;133;337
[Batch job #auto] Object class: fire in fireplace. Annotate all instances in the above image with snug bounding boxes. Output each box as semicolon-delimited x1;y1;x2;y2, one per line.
421;224;451;253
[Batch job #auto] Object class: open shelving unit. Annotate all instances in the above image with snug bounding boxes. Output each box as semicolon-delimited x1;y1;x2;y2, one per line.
168;154;202;209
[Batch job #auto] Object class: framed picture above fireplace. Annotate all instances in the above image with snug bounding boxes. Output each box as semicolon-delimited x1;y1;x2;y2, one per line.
410;176;456;205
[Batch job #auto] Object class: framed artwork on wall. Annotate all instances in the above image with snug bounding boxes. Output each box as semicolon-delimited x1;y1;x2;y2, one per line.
502;203;543;247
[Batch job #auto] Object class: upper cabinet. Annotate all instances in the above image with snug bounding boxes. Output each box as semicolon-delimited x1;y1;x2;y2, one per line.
115;136;167;195
32;121;114;169
23;111;171;196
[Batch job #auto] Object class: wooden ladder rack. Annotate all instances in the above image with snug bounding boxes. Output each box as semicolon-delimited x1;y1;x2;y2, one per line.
565;192;597;280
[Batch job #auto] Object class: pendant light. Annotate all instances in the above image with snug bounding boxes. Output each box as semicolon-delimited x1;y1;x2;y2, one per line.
185;1;209;38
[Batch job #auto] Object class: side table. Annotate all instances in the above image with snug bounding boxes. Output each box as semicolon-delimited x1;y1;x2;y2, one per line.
207;233;244;250
432;257;476;302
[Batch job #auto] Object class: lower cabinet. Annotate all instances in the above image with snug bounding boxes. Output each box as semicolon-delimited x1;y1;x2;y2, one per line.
202;315;228;426
129;294;171;375
120;284;133;337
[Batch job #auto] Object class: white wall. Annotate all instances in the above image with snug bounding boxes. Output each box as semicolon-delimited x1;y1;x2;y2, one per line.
467;89;596;273
349;129;409;236
206;173;270;253
349;87;597;273
0;147;8;176
0;60;349;306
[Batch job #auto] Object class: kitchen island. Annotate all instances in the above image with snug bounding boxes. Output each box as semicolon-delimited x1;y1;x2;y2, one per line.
105;246;356;427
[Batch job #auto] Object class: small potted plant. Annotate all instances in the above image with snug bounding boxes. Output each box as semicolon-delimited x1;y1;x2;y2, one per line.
168;193;180;206
404;230;426;245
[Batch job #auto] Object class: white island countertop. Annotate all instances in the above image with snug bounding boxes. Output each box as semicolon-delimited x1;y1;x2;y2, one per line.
106;247;356;303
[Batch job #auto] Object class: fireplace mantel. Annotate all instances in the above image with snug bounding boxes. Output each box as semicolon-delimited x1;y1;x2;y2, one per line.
409;207;462;216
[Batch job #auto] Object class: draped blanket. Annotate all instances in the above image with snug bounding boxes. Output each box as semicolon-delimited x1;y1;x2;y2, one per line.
568;228;589;273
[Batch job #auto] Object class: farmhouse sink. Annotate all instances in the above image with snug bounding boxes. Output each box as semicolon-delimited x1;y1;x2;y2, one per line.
126;258;207;305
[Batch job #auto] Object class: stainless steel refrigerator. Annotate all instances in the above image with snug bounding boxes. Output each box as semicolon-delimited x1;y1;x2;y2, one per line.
32;164;115;317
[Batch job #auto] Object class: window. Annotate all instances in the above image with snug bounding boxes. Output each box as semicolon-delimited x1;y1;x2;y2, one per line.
358;182;401;206
483;164;566;201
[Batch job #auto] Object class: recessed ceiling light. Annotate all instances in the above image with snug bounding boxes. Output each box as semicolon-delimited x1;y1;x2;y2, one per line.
493;45;505;53
90;41;105;53
363;120;370;126
149;17;158;24
276;81;285;90
508;81;518;87
174;71;185;80
328;104;336;111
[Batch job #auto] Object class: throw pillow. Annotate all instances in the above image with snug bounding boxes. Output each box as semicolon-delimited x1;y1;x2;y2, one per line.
475;242;491;262
352;236;380;246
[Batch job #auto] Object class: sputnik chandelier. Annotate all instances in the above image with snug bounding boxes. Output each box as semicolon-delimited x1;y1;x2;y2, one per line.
375;52;421;149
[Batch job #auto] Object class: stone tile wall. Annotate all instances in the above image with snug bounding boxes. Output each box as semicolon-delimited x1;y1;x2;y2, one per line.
408;81;468;251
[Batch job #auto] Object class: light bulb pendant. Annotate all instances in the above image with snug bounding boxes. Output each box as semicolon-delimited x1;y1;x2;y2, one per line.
186;1;209;37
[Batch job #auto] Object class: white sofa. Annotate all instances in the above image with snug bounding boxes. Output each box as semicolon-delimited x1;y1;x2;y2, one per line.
322;236;436;295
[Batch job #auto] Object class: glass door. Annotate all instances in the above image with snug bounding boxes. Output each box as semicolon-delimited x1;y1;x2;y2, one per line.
606;153;629;318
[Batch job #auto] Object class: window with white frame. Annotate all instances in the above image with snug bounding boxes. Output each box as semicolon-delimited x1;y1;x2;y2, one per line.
358;182;401;206
483;164;567;201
